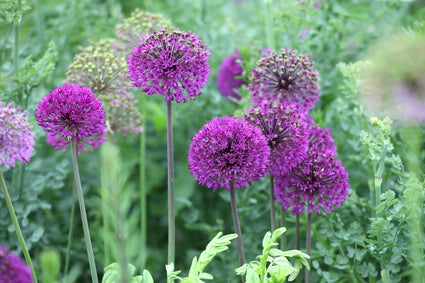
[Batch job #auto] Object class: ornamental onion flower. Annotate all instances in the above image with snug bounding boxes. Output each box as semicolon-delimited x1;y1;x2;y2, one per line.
216;50;246;101
0;101;35;168
0;246;33;283
128;28;211;103
188;116;270;191
35;84;106;153
244;102;309;175
274;124;349;215
249;48;320;113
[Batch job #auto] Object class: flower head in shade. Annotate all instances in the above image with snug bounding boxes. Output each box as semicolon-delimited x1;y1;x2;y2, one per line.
249;48;320;113
116;9;173;54
274;124;349;215
216;50;246;101
0;102;35;168
35;84;106;153
244;102;309;175
188;116;270;191
0;245;33;283
128;28;211;103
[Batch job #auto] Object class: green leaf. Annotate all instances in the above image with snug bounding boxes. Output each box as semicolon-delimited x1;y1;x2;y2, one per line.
246;268;261;283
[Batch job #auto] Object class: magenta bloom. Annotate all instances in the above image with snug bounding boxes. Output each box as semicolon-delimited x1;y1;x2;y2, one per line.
0;246;32;283
35;84;106;153
128;28;211;103
245;102;309;175
249;48;320;113
216;50;246;101
274;124;349;215
0;102;35;168
188;116;270;191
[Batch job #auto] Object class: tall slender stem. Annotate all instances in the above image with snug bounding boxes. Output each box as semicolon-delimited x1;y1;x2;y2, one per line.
305;213;311;283
70;140;99;283
230;187;246;270
280;210;286;249
296;214;300;250
269;176;276;232
140;93;147;269
166;100;175;265
63;182;77;282
1;169;37;283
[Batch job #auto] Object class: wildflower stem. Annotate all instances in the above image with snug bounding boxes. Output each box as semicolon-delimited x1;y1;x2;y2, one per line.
230;187;246;270
296;214;300;250
63;182;76;282
305;213;311;283
140;93;147;270
166;100;175;266
0;169;37;283
70;140;99;283
269;175;276;232
280;210;286;249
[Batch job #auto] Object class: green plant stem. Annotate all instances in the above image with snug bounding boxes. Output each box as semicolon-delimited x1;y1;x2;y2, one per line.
269;175;276;232
63;182;77;282
296;214;300;250
70;140;98;283
263;0;275;50
0;169;37;283
166;100;175;265
230;187;246;283
305;213;311;283
140;93;147;270
280;210;286;249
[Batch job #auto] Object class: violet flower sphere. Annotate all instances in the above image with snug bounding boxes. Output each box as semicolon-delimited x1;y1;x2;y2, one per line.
245;102;309;175
35;84;106;153
249;48;320;113
0;102;35;168
128;28;211;103
188;116;270;191
216;50;246;101
0;246;33;283
274;125;349;215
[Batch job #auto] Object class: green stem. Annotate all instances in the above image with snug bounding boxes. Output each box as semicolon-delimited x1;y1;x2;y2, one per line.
63;182;77;282
269;175;276;232
264;0;275;50
70;140;99;283
140;93;147;270
166;100;175;265
1;169;37;283
305;213;311;283
230;187;246;283
296;214;300;250
280;209;286;249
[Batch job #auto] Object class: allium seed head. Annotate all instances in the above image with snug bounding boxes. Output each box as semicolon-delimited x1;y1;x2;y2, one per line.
0;245;33;283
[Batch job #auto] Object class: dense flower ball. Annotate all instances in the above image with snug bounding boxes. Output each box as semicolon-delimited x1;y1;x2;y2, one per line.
216;50;246;101
244;102;309;175
249;48;320;113
128;28;211;103
0;245;32;283
35;84;106;153
0;102;35;168
188;116;270;191
274;124;349;215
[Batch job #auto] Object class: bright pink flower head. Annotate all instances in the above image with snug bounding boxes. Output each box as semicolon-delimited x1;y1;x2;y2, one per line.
216;50;246;101
188;116;270;191
0;246;33;283
0;102;35;168
275;124;349;215
128;28;211;103
35;84;106;153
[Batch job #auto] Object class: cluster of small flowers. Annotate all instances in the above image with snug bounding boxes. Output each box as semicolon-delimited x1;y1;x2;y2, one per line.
0;245;33;283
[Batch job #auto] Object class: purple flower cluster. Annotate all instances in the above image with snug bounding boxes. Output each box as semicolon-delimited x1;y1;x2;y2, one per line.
188;116;270;191
0;102;35;168
249;48;320;113
244;102;309;175
0;246;32;283
128;28;211;103
35;84;106;153
274;123;350;215
216;50;246;101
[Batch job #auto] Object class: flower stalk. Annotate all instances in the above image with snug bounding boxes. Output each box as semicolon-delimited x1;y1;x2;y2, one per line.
230;187;245;282
167;100;175;265
63;182;76;282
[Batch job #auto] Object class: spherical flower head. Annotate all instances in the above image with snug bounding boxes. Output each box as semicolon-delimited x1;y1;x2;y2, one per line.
188;116;270;191
0;246;33;283
244;102;309;175
35;84;106;153
116;9;173;54
0;102;35;168
249;48;320;113
128;28;211;103
216;50;246;101
275;124;349;215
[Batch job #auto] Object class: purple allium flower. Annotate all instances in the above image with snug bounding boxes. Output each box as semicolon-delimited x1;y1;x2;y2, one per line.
0;102;35;168
0;246;33;283
244;102;309;175
300;28;309;40
188;116;270;191
35;84;106;153
274;124;349;215
216;50;246;101
249;48;320;113
128;28;211;103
